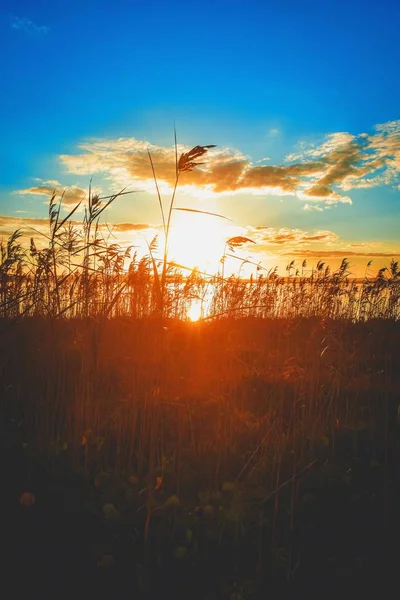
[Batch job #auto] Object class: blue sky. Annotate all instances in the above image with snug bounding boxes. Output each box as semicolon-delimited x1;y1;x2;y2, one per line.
1;0;399;275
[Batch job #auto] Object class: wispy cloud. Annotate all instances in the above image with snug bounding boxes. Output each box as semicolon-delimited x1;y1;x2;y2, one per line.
283;250;400;258
246;226;339;247
303;203;323;212
0;215;156;247
349;242;381;248
0;215;51;241
11;16;50;36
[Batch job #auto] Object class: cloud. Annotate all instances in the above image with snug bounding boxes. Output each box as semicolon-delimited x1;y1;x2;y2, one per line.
0;214;155;235
246;226;339;247
350;242;381;248
287;121;400;204
0;215;49;229
59;139;326;200
15;183;87;206
367;119;400;179
0;215;51;241
303;203;323;212
107;222;155;232
13;119;397;211
11;16;49;35
224;226;398;269
239;162;324;194
282;250;399;258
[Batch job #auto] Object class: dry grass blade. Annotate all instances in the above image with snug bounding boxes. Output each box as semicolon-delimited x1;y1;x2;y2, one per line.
55;201;82;233
146;237;163;312
173;207;233;221
148;150;166;236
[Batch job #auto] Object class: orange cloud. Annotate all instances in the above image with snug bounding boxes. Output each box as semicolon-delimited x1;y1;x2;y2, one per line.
283;250;399;258
0;215;50;234
16;183;87;206
247;226;339;247
107;222;156;232
58;139;329;200
350;242;381;248
0;215;155;241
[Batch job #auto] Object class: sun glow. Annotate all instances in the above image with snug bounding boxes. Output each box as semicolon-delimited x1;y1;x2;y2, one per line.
167;211;232;273
187;299;203;321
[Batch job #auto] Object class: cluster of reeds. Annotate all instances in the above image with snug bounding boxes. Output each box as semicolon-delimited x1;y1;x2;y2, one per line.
1;225;399;321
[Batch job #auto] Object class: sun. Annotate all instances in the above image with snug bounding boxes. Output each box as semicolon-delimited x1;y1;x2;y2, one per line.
167;210;231;273
187;299;203;321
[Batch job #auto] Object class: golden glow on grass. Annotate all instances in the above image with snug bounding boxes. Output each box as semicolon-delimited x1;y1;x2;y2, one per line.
168;211;232;273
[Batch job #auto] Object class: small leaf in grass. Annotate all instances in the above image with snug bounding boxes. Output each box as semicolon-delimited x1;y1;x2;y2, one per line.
221;508;241;523
102;503;116;515
165;494;180;509
211;491;222;505
205;529;218;542
302;493;317;507
174;546;188;559
20;492;35;507
222;481;237;492
320;345;329;357
343;473;352;487
136;563;150;593
94;472;110;488
97;554;115;569
102;503;119;521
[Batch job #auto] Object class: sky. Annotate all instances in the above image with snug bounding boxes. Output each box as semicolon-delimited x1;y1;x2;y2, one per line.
1;0;399;277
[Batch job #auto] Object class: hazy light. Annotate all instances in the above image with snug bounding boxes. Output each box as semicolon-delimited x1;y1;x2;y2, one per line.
187;299;202;321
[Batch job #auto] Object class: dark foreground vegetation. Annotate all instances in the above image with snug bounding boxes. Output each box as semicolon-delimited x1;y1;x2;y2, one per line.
2;316;400;599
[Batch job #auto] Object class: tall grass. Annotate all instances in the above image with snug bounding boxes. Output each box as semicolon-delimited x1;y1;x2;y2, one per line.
1;221;399;321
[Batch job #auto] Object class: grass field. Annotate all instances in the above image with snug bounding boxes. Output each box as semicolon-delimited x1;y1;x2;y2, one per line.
1;168;400;598
2;314;400;599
